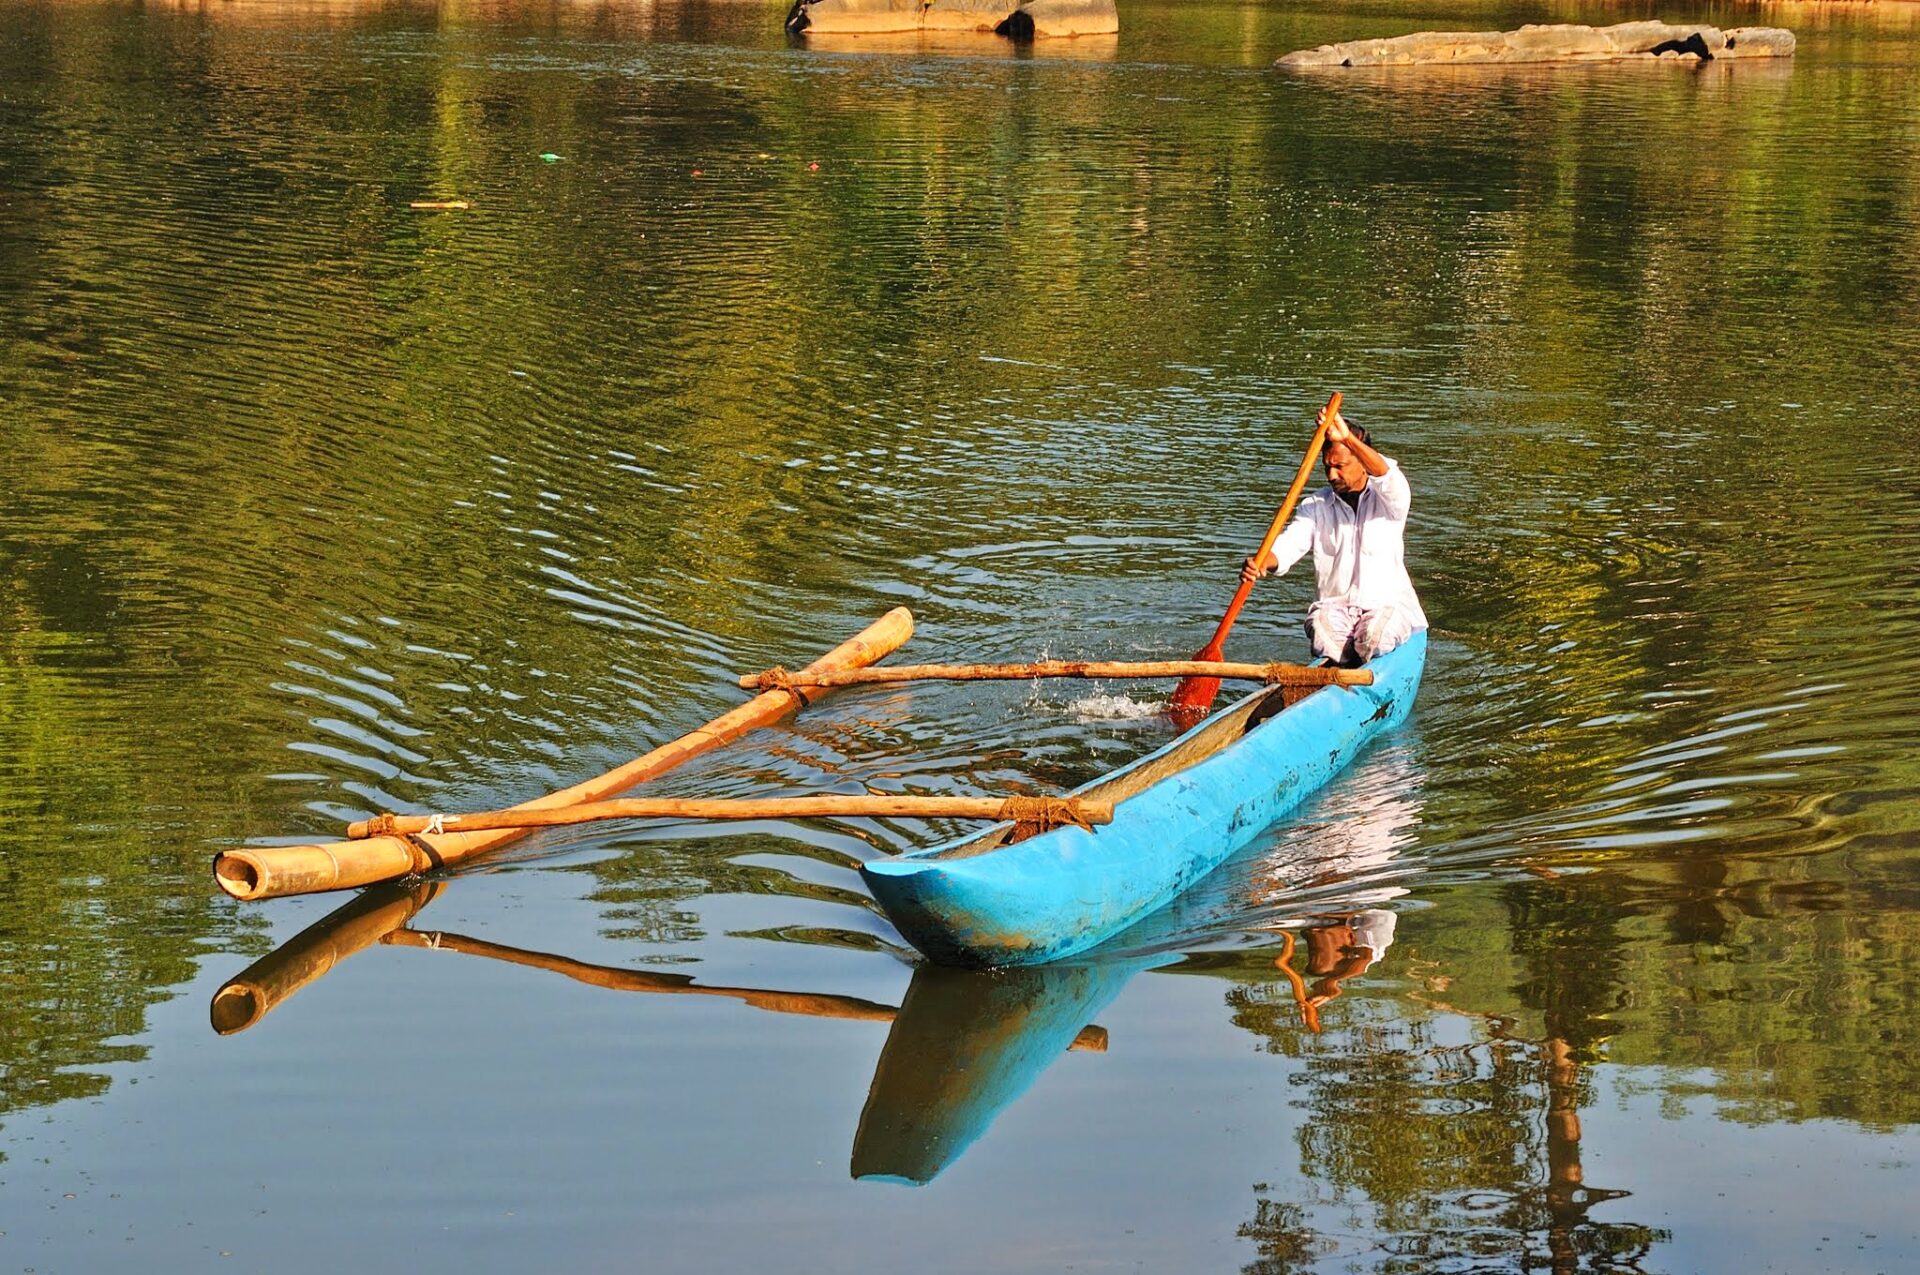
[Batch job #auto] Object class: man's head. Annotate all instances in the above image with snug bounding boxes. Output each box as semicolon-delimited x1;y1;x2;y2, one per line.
1323;421;1372;496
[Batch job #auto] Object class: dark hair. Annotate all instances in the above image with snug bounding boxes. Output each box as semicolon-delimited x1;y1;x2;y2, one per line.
1322;419;1371;455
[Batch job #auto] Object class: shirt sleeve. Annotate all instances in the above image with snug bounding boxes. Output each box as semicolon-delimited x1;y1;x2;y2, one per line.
1367;458;1411;520
1264;504;1316;574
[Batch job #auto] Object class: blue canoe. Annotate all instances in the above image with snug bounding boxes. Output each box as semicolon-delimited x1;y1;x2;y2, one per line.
861;630;1426;967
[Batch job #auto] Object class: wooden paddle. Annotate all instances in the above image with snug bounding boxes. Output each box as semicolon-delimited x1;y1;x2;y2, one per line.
1169;391;1341;721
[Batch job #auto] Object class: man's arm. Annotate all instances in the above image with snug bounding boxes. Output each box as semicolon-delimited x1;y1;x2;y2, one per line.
1325;408;1387;478
1327;407;1411;519
1240;506;1316;584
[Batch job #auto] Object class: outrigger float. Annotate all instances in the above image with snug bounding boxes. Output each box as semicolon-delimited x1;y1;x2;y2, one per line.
212;609;919;903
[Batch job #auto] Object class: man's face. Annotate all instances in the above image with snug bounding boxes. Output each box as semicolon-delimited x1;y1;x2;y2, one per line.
1324;442;1367;495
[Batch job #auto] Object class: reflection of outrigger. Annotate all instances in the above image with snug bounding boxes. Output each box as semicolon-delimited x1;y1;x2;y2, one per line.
212;881;1138;1186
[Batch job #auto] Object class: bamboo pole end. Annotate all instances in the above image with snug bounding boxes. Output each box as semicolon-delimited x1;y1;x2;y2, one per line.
209;983;266;1035
212;850;270;901
1069;1025;1110;1052
876;606;915;641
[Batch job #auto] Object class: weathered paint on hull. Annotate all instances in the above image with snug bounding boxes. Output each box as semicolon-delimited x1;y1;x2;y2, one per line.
861;631;1426;967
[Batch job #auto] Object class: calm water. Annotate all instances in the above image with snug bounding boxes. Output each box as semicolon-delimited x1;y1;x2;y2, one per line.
3;0;1919;1269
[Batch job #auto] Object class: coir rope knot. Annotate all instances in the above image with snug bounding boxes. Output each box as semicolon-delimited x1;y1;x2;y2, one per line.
1001;795;1093;832
754;666;812;704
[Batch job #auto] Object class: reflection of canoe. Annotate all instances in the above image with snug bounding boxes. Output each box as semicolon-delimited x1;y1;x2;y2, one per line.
863;632;1426;967
212;873;1127;1187
852;960;1142;1186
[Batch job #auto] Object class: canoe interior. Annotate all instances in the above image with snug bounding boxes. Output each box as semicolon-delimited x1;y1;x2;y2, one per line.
863;634;1425;967
923;679;1295;862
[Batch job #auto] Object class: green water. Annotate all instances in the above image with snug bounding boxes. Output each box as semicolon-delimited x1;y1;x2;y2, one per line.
3;0;1919;1270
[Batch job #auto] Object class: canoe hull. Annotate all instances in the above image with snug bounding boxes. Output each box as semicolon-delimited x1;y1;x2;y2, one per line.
862;631;1426;967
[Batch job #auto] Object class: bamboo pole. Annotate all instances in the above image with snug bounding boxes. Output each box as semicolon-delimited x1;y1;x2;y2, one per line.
212;608;916;902
380;929;1108;1051
209;881;445;1035
347;794;1112;840
739;660;1372;691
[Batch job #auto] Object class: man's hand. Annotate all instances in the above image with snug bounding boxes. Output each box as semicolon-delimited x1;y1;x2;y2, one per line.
1319;404;1350;445
1240;554;1271;586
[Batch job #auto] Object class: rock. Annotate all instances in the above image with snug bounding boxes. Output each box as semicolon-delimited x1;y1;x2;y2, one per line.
997;0;1119;39
787;0;1116;38
1722;27;1797;59
922;0;1021;35
1274;21;1794;69
787;0;931;36
1600;20;1726;56
1506;23;1616;59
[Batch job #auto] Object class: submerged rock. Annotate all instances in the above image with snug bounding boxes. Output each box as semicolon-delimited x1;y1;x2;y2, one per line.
1275;21;1795;69
786;0;1118;39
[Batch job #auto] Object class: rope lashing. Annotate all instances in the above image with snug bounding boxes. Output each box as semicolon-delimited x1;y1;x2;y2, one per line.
752;665;812;705
354;812;444;874
359;811;451;844
1001;795;1096;832
1262;662;1346;686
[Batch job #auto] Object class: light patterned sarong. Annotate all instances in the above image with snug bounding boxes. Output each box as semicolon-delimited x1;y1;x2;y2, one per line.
1306;599;1419;666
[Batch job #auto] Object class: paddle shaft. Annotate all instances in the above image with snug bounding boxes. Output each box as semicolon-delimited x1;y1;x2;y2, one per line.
348;794;1113;840
1170;391;1341;714
739;660;1372;689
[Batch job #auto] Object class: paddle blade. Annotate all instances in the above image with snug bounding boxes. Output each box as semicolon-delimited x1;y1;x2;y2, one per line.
1168;638;1227;718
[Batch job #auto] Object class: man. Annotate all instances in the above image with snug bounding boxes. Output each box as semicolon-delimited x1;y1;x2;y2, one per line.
1239;403;1426;666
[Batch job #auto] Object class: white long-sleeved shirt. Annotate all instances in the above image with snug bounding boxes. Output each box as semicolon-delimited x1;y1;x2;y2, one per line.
1261;457;1427;628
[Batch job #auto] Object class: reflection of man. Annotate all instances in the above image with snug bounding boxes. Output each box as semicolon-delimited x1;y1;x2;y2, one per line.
1279;910;1397;1031
1304;909;1396;986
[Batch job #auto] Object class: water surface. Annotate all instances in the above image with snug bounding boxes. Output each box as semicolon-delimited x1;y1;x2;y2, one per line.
3;0;1919;1270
